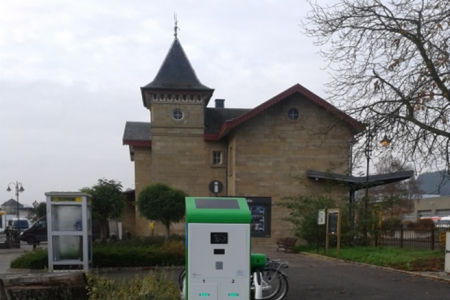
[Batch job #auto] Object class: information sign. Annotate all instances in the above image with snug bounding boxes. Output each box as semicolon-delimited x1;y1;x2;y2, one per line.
318;209;325;225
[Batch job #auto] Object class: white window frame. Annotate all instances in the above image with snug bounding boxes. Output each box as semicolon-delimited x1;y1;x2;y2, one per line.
211;150;223;166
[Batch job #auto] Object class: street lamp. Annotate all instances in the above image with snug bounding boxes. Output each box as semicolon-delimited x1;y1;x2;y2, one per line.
364;128;373;215
347;138;357;228
7;181;25;226
364;127;390;238
380;135;391;147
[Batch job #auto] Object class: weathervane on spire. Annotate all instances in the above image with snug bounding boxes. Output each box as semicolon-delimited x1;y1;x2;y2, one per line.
174;13;179;38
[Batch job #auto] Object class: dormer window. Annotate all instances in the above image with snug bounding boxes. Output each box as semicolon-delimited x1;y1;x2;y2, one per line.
172;109;184;120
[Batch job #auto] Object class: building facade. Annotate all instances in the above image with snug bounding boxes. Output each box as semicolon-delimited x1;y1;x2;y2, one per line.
123;37;363;244
414;196;450;220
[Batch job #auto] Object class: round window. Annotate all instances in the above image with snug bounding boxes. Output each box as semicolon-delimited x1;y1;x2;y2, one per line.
172;109;184;120
287;108;299;121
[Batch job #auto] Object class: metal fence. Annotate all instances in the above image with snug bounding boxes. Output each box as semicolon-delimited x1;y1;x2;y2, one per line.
377;227;448;250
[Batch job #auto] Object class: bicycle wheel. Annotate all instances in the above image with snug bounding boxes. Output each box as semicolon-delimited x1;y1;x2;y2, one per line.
260;268;289;300
178;268;186;291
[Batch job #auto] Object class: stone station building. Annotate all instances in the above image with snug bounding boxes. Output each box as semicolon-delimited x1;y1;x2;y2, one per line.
122;36;364;244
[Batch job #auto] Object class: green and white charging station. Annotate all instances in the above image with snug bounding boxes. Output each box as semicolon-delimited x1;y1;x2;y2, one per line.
185;197;251;300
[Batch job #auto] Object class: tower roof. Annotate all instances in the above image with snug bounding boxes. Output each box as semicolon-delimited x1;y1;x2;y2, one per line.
142;38;212;91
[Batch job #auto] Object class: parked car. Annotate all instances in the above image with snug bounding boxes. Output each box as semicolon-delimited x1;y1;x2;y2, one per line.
436;220;450;228
20;216;101;245
11;218;29;233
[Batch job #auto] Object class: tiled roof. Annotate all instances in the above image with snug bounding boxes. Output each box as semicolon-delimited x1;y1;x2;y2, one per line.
124;84;364;146
142;38;213;91
204;84;365;140
204;108;250;134
1;198;24;208
122;122;151;147
122;108;249;146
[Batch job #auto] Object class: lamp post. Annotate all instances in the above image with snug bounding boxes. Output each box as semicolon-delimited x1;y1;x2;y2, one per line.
364;128;373;217
7;181;25;226
348;138;357;228
362;127;373;239
364;127;391;238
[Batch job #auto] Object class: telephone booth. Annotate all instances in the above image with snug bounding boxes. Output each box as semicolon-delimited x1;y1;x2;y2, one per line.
45;192;92;271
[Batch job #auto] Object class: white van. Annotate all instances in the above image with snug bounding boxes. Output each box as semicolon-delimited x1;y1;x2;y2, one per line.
436;216;450;228
0;211;6;233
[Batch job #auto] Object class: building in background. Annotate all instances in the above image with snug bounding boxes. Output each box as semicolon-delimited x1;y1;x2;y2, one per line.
414;196;450;221
0;199;30;218
122;35;364;244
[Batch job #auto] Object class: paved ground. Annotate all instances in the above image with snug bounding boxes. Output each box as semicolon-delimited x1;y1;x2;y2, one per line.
1;242;450;299
262;247;450;300
0;242;35;274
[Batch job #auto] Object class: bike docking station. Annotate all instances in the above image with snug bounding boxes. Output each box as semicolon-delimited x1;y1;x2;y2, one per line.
45;192;93;272
184;197;266;300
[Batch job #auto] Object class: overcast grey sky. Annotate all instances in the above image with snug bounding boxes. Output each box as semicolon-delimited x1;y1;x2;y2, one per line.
1;0;338;207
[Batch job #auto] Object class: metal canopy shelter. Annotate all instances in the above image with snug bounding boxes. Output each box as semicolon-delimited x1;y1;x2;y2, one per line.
306;170;414;192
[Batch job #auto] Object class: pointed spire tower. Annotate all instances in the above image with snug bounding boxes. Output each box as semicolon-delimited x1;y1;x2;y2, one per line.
141;30;214;113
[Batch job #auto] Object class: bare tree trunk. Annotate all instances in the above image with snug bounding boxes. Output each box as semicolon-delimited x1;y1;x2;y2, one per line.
165;223;170;239
100;219;108;241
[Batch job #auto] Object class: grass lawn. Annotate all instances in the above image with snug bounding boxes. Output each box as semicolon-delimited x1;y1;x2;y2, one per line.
297;245;444;272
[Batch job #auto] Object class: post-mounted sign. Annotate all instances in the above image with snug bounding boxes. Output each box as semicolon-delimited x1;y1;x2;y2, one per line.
325;208;341;257
318;209;325;225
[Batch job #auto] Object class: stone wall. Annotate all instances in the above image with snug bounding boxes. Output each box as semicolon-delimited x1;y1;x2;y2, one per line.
229;94;352;244
130;94;354;242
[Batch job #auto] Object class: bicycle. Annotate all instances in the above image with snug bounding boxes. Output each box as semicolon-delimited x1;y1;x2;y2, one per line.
251;257;289;300
5;227;20;242
178;256;289;300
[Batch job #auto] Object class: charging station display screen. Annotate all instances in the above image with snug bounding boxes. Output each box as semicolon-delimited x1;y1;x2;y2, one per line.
210;232;228;244
195;199;240;209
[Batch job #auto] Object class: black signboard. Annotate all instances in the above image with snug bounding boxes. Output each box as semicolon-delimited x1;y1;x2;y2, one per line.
210;232;228;244
328;210;338;235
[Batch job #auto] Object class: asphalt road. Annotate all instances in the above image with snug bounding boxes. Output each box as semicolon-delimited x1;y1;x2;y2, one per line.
275;251;450;300
1;243;450;299
99;245;450;300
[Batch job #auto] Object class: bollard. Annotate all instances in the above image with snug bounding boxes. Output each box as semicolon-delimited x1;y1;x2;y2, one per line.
445;232;450;273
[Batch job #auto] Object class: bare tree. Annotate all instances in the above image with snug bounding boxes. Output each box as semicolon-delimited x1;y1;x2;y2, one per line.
302;0;450;174
371;155;422;217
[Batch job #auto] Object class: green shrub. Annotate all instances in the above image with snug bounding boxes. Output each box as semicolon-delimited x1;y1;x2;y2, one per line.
93;245;153;268
98;234;184;247
11;240;185;269
381;217;403;229
403;221;415;228
10;248;48;269
279;193;337;246
93;242;184;268
86;271;180;300
415;218;435;228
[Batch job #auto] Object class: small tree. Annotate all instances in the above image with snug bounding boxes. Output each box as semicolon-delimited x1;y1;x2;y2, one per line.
279;175;361;246
137;183;187;238
34;202;46;220
372;155;422;217
81;179;125;240
280;193;337;245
